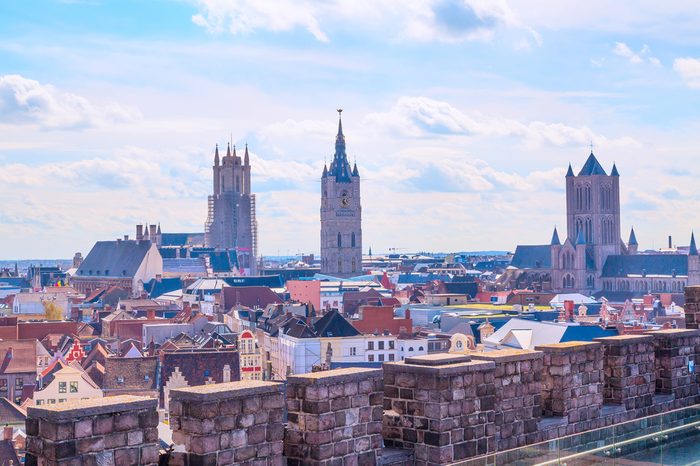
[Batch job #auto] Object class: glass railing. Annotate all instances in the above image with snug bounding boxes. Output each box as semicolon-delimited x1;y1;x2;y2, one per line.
454;405;700;465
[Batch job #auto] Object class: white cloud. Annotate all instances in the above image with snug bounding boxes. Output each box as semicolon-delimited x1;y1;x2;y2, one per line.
363;96;639;149
613;42;660;66
674;57;700;88
190;0;540;46
0;74;140;130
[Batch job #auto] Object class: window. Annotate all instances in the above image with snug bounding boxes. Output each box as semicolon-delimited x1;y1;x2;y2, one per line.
35;400;43;406
48;399;56;404
367;341;374;350
337;233;342;248
0;379;7;392
70;381;78;393
378;354;385;362
349;347;356;356
14;396;21;405
58;382;67;393
117;376;125;385
59;399;66;403
389;354;395;361
389;341;395;350
351;232;356;248
367;354;374;362
418;346;424;351
15;378;22;390
378;341;385;350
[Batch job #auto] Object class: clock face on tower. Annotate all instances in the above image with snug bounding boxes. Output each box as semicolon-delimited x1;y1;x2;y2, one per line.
340;191;350;208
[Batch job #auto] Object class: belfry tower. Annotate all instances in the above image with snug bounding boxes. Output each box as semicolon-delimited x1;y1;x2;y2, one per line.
320;110;362;277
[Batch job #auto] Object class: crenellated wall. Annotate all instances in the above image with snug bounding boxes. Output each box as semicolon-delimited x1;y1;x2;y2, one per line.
285;367;384;465
383;354;496;466
169;380;286;466
25;395;159;466
471;349;543;450
23;330;700;466
536;341;604;428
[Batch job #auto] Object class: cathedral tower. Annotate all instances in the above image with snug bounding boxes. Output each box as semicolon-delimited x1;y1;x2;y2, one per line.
205;143;258;275
320;110;362;277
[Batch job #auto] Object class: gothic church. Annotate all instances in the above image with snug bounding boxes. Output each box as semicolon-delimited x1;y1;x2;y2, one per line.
511;152;699;297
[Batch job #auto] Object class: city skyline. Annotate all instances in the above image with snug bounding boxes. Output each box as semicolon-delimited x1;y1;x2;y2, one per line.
2;1;700;258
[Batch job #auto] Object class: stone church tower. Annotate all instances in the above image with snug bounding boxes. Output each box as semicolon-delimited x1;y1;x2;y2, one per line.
551;152;622;291
320;110;362;277
205;143;258;275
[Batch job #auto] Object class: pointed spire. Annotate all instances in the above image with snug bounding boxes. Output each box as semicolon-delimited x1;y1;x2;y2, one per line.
233;145;237;157
611;163;620;176
244;143;249;165
628;227;638;246
566;163;574;177
336;108;344;141
575;229;586;245
691;232;698;256
214;144;220;166
157;223;162;235
352;162;359;177
226;142;231;157
551;227;561;245
322;164;328;177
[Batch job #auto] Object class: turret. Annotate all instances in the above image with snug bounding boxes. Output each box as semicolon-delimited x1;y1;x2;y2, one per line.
628;227;638;255
550;227;561;270
214;144;219;166
689;232;700;285
551;227;561;246
244;144;250;166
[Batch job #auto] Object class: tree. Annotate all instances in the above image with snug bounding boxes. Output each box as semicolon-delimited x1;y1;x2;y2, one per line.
43;300;63;320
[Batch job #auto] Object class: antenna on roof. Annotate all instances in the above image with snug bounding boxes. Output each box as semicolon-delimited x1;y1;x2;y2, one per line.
589;140;594;154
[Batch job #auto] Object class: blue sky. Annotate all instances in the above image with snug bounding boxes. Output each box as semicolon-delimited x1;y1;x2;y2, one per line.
1;0;700;258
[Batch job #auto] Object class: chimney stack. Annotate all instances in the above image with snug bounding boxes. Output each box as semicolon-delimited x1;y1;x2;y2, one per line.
3;425;12;441
669;235;673;249
124;235;129;241
136;224;144;241
149;224;157;239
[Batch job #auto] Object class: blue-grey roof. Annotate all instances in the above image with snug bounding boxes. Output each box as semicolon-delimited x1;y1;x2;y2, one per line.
160;233;205;247
397;273;452;284
76;240;154;278
561;325;617;341
163;258;206;274
628;228;638;246
223;276;284;288
142;278;183;298
511;245;551;269
601;254;688;278
578;153;607;176
551;228;561;246
611;163;620;176
324;115;355;182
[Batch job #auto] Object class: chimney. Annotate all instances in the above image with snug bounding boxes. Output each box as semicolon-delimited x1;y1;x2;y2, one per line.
124;235;129;241
669;235;673;249
136;224;143;241
3;425;12;441
149;224;157;238
116;238;121;243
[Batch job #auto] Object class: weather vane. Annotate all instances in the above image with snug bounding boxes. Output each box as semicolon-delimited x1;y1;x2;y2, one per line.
337;108;343;116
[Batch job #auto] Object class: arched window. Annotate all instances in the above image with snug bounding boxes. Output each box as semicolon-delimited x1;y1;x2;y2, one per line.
337;233;342;248
351;232;356;248
351;258;356;273
337;259;342;274
585;218;592;243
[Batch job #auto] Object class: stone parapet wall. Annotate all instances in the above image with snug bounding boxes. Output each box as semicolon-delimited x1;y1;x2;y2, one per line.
383;353;496;466
535;342;604;429
25;395;159;466
471;349;543;450
685;286;700;330
285;367;383;466
169;380;285;466
647;329;700;403
594;335;656;410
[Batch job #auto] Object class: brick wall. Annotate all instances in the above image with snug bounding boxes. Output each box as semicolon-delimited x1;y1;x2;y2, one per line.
685;285;700;330
25;395;159;466
535;342;604;430
647;329;700;404
594;335;655;410
471;349;543;450
169;380;285;466
285;367;383;465
383;353;496;466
